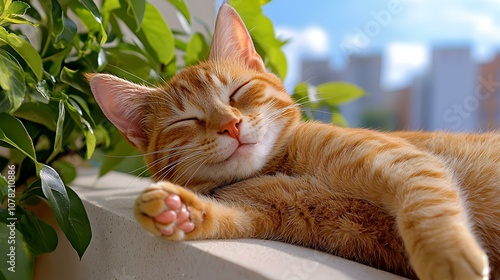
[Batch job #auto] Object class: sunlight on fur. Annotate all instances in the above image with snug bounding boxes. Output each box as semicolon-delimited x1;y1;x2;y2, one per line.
88;3;499;280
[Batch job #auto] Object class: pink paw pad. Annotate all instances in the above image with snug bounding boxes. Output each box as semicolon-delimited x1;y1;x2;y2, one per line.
154;194;195;236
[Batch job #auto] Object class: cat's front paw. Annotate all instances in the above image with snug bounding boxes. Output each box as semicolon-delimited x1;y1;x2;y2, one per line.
134;182;204;241
411;233;490;280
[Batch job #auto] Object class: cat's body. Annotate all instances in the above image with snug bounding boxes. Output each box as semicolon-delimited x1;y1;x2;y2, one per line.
88;4;499;280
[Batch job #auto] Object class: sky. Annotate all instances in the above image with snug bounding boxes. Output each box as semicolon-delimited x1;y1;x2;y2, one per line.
258;0;500;90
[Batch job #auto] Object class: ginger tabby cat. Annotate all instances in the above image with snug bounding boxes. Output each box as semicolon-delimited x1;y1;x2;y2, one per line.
87;3;499;280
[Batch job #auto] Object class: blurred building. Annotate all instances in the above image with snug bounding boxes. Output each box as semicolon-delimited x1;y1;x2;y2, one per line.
425;47;478;131
478;54;500;130
302;60;344;86
402;48;500;132
302;54;385;128
302;47;500;132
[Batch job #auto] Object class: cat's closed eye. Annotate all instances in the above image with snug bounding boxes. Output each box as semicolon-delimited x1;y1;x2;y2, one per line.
229;80;252;102
169;117;202;126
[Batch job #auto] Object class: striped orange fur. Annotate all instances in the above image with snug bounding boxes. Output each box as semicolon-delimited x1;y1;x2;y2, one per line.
88;3;499;280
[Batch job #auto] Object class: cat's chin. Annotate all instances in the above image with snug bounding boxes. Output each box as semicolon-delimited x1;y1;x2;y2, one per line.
230;143;257;158
207;141;268;180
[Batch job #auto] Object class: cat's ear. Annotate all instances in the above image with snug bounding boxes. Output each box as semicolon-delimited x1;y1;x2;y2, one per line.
86;73;152;151
209;3;266;72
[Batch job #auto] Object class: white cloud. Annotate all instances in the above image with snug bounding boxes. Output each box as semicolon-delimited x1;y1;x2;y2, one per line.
383;43;429;90
276;26;330;57
275;26;330;88
301;27;330;54
442;9;500;60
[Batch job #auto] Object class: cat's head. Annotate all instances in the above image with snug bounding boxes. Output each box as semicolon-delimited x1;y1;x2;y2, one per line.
88;3;300;192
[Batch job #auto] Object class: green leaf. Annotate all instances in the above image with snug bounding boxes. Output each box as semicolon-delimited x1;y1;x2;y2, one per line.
330;107;348;127
136;2;174;65
64;97;83;126
40;165;92;258
166;0;191;23
77;0;101;20
0;218;34;280
24;0;41;21
65;186;92;259
0;113;40;171
56;13;77;46
264;45;287;80
104;48;151;80
99;131;139;177
47;100;65;162
0;1;36;26
61;97;95;159
60;67;90;95
43;45;73;77
118;0;145;32
13;102;58;131
101;0;121;26
33;80;50;103
0;157;7;174
0;0;11;14
0;27;42;80
40;165;70;219
316;82;365;106
184;32;209;66
162;54;177;78
0;175;8;204
174;37;187;51
52;160;77;184
6;1;29;15
16;207;58;255
0;49;25;113
51;0;77;47
292;82;309;103
82;118;96;159
69;95;91;119
93;124;110;148
20;179;43;204
68;0;107;45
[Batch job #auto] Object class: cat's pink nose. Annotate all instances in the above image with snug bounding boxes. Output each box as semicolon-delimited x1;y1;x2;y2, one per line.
219;119;240;140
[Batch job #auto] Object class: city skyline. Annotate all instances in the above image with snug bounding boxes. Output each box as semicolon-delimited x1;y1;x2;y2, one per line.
301;46;500;132
262;1;500;90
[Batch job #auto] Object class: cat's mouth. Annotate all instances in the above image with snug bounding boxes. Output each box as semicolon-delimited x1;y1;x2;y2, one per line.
228;142;257;159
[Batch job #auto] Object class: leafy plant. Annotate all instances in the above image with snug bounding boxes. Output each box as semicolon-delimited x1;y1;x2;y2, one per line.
0;0;207;278
0;0;364;279
292;82;365;126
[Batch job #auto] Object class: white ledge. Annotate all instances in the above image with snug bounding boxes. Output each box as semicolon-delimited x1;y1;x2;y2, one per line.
35;168;407;280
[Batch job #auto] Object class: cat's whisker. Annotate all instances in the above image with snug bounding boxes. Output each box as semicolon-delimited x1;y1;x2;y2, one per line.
135;145;206;179
153;151;205;182
264;103;300;121
174;152;209;179
127;148;205;184
147;148;205;176
95;143;199;159
155;71;168;85
106;64;166;93
181;156;210;187
146;92;179;109
152;158;187;182
149;144;201;155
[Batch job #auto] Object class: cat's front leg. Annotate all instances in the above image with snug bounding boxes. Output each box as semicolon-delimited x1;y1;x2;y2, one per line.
398;201;490;280
380;159;490;280
134;181;255;241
